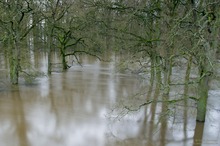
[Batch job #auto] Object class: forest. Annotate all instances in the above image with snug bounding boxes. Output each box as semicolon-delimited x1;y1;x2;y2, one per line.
0;0;220;146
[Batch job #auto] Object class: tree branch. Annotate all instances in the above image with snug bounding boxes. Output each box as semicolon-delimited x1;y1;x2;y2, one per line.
65;50;101;61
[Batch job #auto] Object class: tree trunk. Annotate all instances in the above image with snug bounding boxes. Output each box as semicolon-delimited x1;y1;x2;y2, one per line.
61;46;68;70
163;56;172;96
47;28;54;75
193;122;205;146
155;55;162;85
9;56;19;84
149;54;156;86
197;76;209;122
196;58;209;122
9;38;20;84
47;43;52;75
194;0;219;122
184;55;192;135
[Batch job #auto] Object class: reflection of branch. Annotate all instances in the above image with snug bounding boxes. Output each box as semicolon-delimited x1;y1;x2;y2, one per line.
20;69;46;77
125;96;198;112
20;70;31;76
169;81;196;86
125;100;153;111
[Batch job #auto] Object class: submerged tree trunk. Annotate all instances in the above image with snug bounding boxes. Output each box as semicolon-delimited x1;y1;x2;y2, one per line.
47;43;52;75
196;55;210;122
184;55;192;135
197;75;209;122
148;54;162;142
9;38;21;84
47;27;54;75
9;55;19;84
193;0;219;122
60;46;68;70
156;55;162;85
163;56;172;96
149;54;156;86
193;122;205;146
196;37;215;122
196;9;219;122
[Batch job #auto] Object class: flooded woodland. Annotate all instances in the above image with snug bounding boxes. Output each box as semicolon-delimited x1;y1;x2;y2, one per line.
0;53;220;146
0;0;220;146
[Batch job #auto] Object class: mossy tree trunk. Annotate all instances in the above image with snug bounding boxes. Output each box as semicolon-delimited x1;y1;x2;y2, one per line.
196;31;218;122
196;52;210;122
196;72;209;122
57;31;71;71
9;32;21;84
9;49;20;84
60;46;68;70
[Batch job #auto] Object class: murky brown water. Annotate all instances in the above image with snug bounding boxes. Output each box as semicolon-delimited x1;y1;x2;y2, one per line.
0;54;220;146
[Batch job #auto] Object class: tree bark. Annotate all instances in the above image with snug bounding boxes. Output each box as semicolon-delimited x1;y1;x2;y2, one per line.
9;37;20;84
196;73;209;122
47;27;54;75
60;46;68;70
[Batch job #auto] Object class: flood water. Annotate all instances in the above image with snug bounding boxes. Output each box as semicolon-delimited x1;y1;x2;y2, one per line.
0;54;220;146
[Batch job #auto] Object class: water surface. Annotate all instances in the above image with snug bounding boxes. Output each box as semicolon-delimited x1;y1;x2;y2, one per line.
0;55;219;146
